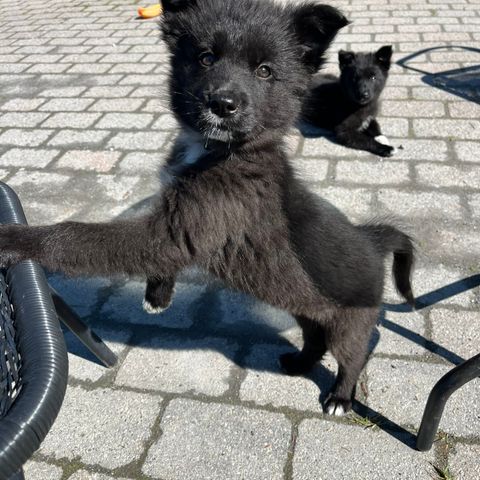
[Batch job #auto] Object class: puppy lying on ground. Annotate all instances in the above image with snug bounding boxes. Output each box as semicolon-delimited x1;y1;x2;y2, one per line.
0;0;414;415
303;45;395;157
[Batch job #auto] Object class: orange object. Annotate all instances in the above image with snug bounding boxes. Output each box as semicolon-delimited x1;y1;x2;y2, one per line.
138;3;163;19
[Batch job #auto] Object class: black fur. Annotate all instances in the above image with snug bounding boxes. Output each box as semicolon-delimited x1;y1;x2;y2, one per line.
303;45;394;157
0;0;414;415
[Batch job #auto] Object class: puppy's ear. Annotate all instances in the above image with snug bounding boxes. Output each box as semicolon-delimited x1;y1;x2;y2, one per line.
375;45;393;70
162;0;197;12
338;50;355;69
291;4;350;72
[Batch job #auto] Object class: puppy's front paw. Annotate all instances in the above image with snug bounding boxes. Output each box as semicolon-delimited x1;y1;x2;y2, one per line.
142;297;172;314
375;143;395;157
324;393;351;416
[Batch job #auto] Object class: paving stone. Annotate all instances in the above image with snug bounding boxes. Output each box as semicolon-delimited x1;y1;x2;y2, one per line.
95;113;154;130
430;309;480;360
83;86;135;98
23;461;62;480
39;86;88;97
375;310;427;356
39;98;95;112
414;119;480;140
0;97;46;110
381;100;445;118
391;138;449;162
102;280;204;328
336;159;410;185
48;129;110;147
108;131;170;150
0;111;50;127
293;158;329;182
293;419;433;480
143;399;291;480
377;190;462;220
115;335;236;395
240;344;337;411
377;117;410;137
449;443;480;480
69;471;130;480
303;135;370;158
0;128;53;146
366;358;480;436
42;112;101;128
39;386;162;469
416;163;480;189
0;148;59;167
118;151;167;174
56;150;121;172
89;98;144;112
455;141;480;163
150;113;179;130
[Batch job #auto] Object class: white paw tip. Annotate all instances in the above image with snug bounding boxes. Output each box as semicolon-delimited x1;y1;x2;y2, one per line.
375;135;391;146
326;403;346;417
142;299;168;314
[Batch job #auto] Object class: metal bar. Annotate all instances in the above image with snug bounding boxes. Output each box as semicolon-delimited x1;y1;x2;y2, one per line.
416;353;480;451
50;287;117;368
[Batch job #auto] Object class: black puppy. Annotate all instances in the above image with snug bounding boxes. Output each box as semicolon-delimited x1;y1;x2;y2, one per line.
0;0;414;415
303;45;395;157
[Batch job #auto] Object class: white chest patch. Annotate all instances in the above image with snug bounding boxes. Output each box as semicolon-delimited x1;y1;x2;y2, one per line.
358;115;374;132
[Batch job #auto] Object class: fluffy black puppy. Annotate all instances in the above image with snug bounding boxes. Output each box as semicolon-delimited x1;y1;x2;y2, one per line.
0;0;414;415
303;45;395;157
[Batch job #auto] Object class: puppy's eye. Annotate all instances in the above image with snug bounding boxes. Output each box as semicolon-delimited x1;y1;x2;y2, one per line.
199;52;216;67
256;65;272;79
370;75;376;80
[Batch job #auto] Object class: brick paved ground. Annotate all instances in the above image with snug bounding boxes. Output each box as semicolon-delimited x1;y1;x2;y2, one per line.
1;0;479;479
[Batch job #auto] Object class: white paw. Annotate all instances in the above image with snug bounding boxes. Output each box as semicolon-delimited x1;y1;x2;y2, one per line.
142;298;170;314
375;135;391;146
326;402;346;417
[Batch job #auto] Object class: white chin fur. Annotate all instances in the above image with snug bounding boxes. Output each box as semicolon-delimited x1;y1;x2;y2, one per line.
326;403;346;417
142;298;169;314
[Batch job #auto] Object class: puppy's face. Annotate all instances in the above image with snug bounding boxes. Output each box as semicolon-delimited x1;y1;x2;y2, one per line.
338;45;393;105
161;0;348;144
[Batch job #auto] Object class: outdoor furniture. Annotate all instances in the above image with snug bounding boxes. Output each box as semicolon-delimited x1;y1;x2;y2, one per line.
416;353;480;451
0;182;117;479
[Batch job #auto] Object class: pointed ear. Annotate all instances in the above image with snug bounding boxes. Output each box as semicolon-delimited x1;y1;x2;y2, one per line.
290;4;350;72
375;45;393;70
162;0;197;12
338;50;355;69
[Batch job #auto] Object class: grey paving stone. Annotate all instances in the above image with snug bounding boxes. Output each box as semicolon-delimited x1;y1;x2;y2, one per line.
293;419;433;480
0;111;50;127
23;461;62;480
366;358;480;436
430;309;480;360
39;86;87;97
39;386;162;469
240;344;337;411
56;150;121;172
390;138;449;162
381;100;445;118
377;190;462;220
0;97;46;110
336;159;410;185
115;335;237;395
303;135;370;158
89;98;144;112
414;119;480;140
0;128;53;146
375;310;427;356
455;141;480;163
96;113;154;130
118;151;167;174
69;471;131;480
102;280;203;328
292;158;329;182
48;129;110;147
39;98;95;112
108;131;170;151
416;163;480;189
449;443;480;480
0;148;59;167
42;112;101;128
143;399;291;480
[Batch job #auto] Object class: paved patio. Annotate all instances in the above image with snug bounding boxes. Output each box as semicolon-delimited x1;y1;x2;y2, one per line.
0;0;479;479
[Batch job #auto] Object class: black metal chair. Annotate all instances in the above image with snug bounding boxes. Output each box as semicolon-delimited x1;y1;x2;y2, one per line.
0;182;117;479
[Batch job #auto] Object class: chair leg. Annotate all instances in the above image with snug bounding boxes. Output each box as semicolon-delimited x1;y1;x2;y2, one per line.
50;287;117;368
416;353;480;451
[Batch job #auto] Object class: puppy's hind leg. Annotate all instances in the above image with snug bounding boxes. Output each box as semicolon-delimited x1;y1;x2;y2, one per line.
143;276;176;314
325;306;379;416
280;316;327;375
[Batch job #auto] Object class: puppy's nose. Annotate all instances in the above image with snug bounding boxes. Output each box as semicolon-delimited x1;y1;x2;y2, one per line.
360;91;370;100
208;92;238;118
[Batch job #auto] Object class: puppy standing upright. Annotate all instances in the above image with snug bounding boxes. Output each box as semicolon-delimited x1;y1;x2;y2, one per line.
0;0;415;415
303;46;395;157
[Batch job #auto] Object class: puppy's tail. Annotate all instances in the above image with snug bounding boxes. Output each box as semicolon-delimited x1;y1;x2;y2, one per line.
358;221;415;306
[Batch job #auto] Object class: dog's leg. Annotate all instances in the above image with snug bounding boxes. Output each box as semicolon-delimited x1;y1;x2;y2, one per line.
0;217;184;278
364;119;397;155
336;120;394;157
280;316;327;375
143;276;176;314
324;307;379;416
